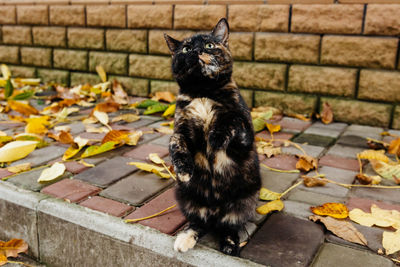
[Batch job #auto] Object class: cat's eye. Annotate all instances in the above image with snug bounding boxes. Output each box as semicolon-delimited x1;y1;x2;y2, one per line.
205;43;215;49
182;47;190;53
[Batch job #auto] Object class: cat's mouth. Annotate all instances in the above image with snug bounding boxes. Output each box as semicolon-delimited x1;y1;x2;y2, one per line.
198;53;219;79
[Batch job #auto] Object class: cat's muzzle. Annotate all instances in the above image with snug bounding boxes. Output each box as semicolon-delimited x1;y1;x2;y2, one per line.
198;53;219;79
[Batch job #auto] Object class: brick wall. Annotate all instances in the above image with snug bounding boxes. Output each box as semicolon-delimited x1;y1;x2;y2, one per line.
0;0;399;129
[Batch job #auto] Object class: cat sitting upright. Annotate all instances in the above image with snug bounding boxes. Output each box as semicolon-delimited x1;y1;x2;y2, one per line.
164;18;261;256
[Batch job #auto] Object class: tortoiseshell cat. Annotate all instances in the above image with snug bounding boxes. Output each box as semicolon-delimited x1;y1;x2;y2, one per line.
164;18;261;256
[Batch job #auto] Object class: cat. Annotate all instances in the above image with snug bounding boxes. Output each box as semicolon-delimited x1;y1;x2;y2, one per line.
164;18;261;256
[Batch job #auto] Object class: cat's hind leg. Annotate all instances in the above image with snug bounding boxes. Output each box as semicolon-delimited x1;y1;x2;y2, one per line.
174;224;205;253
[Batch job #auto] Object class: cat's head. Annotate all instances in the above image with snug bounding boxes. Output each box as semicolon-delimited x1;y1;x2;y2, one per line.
164;18;232;86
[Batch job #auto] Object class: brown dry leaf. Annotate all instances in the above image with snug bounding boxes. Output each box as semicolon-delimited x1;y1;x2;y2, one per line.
383;230;400;255
358;150;389;163
321;102;333;124
101;130;129;145
367;139;389;150
153;91;176;103
311;203;349;219
8;100;39;116
0;239;28;258
266;123;281;134
256;199;284;215
7;162;31;173
296;155;318;172
388;138;400;157
111;114;140;123
309;215;367;246
355;173;381;185
58;131;74;144
112;80;128;105
93;101;120;113
302;175;328;187
256;141;281;158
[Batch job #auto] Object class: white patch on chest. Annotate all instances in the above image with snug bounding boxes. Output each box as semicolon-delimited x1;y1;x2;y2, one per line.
214;150;235;174
186;98;216;132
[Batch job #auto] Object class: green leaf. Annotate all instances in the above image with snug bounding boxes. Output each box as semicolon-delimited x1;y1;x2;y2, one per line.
81;141;119;158
12;91;34;100
252;117;266;132
136;99;159;108
5;79;14;99
143;103;169;115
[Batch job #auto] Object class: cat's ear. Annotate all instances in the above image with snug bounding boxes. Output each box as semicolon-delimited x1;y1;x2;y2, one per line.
211;18;229;46
164;34;181;54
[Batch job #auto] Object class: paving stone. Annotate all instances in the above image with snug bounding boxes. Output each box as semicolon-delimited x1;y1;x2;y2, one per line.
75;156;138;188
326;144;365;159
125;119;158;129
147;120;173;129
0;169;13;179
346;197;400;213
7;168;72;192
350;184;400;204
124;143;169;161
319;155;360;172
298;166;357;198
49;158;89;174
256;131;294;146
241;213;324;267
388;129;400;136
279;117;312;133
337;135;370;148
78;132;106;141
124;188;186;235
80;196;134;217
261;154;298;171
260;167;300;192
149;134;171;148
0;122;24;130
292;133;336;147
58;122;86;135
100;171;174;206
10;145;66;167
41;178;101;203
287;188;346;206
311;243;394;267
282;200;313;220
282;143;325;158
82;146;132;166
342;124;383;140
137;127;163;145
304;122;347;138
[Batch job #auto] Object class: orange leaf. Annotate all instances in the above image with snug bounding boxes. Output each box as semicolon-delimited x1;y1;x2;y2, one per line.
58;131;74;144
8;100;38;116
0;254;6;266
0;239;28;258
266;123;281;134
153;91;176;103
388;138;400;156
296;155;318;172
101;130;129;145
310;203;349;219
93;101;120;113
24;116;50;135
321;102;333;124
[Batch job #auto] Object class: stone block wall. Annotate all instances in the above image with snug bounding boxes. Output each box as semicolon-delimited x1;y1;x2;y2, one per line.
0;0;399;128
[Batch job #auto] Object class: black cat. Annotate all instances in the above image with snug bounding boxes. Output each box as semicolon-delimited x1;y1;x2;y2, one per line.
164;18;261;256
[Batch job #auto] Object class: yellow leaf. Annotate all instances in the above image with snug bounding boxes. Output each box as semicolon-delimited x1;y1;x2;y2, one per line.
259;187;281;201
370;160;400;181
93;110;110;128
266;123;281;134
127;162;171;179
162;104;176;118
37;162;66;183
349;205;400;229
0;254;6;266
81;141;119;158
1;64;11;79
62;136;89;161
111;114;140;123
256;199;284;215
149;153;165;165
0;141;38;162
24;116;50;134
388;138;400;156
125;131;143;146
96;65;107;83
358;150;389;163
310;203;349;219
383;230;400;255
7;162;31;173
101;130;129;145
0;136;13;145
0;238;28;258
8;100;39;116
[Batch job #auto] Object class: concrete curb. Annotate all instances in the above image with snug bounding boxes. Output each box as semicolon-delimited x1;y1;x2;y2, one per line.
0;181;262;267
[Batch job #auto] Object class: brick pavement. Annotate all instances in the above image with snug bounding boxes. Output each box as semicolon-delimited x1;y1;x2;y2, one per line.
1;108;399;266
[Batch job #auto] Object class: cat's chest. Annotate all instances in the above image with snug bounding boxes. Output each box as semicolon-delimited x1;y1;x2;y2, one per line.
184;98;217;132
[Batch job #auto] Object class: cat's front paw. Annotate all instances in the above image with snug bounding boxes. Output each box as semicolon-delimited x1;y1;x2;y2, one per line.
220;239;239;256
177;172;191;182
174;229;198;252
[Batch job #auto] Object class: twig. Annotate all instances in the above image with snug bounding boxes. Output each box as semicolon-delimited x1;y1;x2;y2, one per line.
356;154;363;174
161;162;176;180
125;204;177;223
261;163;300;173
323;178;400;189
280;181;302;199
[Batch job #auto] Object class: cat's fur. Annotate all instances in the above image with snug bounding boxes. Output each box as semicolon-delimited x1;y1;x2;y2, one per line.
164;18;261;256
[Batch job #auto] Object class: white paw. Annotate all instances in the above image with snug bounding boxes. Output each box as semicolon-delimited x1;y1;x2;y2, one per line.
178;173;191;182
174;229;197;252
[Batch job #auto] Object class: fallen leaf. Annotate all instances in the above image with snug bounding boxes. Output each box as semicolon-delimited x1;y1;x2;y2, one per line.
94;101;120;113
252;118;266;132
256;141;281;158
259;187;281;201
4;79;13;99
296;155;318;172
388;138;400;157
93;110;110;128
149;153;165;165
383;230;400;255
96;65;107;83
12;90;34;101
251;109;274;120
0;141;38;162
128;162;170;178
8;100;38;116
162;104;176;118
14;133;47;149
37;162;66;182
0;254;6;266
321;102;333;124
358;150;389;163
101;130;129;145
0;136;13;145
287;113;311;122
302;175;328;187
125;131;143;146
355;173;381;185
0;238;28;258
266;123;281;134
7;163;31;173
143;103;169;115
349;204;400;229
54;125;71;132
136;99;160;108
370;160;400;181
81;141;119;158
55;107;79;122
85;125;110;133
155;127;174;135
25;116;50;134
78;159;95;168
111;114;140;123
309;215;367;246
153;91;176;103
62;136;89;161
311;203;349;219
112;80;128;105
1;64;11;79
367;139;389;150
256;199;284;215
